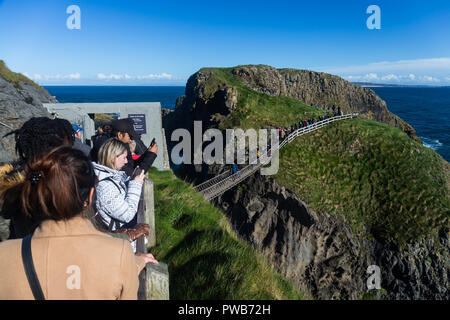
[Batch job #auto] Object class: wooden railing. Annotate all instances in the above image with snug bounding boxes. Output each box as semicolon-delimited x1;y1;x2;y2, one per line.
136;178;170;300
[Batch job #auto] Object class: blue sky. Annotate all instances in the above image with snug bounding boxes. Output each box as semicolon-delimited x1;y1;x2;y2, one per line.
0;0;449;85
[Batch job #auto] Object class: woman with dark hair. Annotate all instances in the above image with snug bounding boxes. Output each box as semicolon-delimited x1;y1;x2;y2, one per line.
0;147;156;299
9;117;75;164
0;117;75;239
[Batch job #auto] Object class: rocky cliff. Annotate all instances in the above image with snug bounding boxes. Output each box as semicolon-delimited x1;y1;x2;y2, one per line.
0;60;56;163
233;65;419;141
166;65;419;143
217;173;449;300
0;61;56;241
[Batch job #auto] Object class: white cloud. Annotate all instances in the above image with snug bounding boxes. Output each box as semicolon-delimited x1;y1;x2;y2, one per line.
321;57;450;74
344;75;362;80
319;57;450;84
381;74;399;81
97;73;123;80
421;75;440;82
24;73;82;81
68;72;81;79
137;73;173;80
97;72;174;81
343;72;450;84
364;73;378;81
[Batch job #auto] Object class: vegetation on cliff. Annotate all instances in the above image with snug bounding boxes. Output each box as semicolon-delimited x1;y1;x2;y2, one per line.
148;167;306;299
275;117;449;246
0;60;44;91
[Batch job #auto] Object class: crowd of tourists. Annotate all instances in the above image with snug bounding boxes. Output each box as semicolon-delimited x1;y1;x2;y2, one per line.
275;106;343;141
0;116;159;299
229;107;345;176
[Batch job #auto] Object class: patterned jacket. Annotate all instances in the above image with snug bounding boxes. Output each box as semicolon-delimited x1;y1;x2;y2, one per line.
93;163;142;231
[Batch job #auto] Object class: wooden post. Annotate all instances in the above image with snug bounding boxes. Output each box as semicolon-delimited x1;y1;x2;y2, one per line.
136;186;146;254
145;262;170;300
138;262;170;300
137;178;169;300
144;178;156;248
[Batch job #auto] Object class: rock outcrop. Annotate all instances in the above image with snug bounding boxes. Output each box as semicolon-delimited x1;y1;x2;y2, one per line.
0;61;56;163
236;65;419;142
0;61;56;241
165;65;419;143
217;172;449;300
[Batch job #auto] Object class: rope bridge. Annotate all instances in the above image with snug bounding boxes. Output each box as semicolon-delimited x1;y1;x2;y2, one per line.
194;113;359;201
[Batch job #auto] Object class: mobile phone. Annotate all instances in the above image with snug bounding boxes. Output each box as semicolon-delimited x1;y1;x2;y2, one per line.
150;138;156;147
133;167;143;178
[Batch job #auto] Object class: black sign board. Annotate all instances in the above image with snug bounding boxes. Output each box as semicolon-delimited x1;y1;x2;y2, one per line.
128;114;147;134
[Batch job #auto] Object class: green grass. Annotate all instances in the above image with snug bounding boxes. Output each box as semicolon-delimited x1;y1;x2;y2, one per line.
147;167;307;300
0;60;44;91
274;117;449;247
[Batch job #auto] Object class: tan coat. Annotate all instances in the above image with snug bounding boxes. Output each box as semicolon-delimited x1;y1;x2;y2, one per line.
0;216;146;300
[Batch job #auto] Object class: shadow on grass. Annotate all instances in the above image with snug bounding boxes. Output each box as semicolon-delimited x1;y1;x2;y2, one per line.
165;228;248;299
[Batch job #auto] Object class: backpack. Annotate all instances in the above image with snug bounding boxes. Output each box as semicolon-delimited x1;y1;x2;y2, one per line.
92;176;124;232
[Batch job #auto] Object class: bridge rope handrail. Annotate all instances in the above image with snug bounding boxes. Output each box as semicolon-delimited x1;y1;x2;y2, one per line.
195;113;359;200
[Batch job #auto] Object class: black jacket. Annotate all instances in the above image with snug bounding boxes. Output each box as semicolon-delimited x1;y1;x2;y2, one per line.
73;138;92;158
121;143;157;177
90;134;110;163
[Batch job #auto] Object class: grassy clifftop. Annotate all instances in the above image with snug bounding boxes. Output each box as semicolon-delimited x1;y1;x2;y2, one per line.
148;167;306;299
183;66;449;247
275;118;449;246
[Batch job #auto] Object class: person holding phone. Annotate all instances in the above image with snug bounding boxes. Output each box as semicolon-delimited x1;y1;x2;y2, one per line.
93;138;146;234
90;119;158;177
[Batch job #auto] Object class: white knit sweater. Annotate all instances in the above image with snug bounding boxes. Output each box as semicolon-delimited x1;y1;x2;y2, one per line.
92;163;142;231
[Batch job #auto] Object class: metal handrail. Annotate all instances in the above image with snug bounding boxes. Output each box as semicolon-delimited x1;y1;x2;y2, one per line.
195;113;358;200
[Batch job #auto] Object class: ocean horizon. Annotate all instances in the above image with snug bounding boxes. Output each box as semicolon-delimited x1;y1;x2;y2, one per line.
44;85;185;110
44;85;450;162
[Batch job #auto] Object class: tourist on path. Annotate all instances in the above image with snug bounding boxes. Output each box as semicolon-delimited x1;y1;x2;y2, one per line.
72;124;92;158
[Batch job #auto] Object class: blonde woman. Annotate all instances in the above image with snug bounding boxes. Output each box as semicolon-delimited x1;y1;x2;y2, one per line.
93;138;145;232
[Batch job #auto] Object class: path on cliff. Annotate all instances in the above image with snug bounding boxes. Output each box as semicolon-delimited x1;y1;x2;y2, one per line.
194;113;359;200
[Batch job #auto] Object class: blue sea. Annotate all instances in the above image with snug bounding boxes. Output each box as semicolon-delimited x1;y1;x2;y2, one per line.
371;86;449;162
44;86;450;162
45;86;185;110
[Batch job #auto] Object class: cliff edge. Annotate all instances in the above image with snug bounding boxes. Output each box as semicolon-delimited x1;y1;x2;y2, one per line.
0;60;57;163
